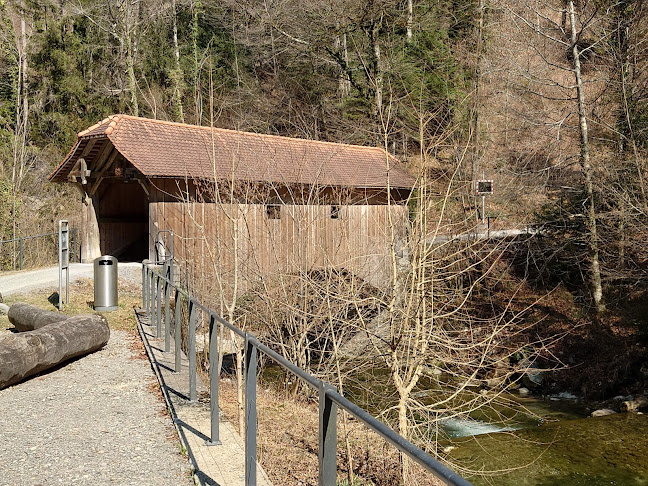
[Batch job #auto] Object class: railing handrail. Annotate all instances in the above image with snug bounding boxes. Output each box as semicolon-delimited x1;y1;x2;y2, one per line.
142;261;473;486
0;231;58;244
0;230;77;271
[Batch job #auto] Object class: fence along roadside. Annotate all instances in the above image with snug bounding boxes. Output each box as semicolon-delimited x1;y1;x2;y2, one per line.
0;230;78;271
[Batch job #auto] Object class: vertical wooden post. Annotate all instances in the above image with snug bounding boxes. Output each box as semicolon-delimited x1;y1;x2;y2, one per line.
80;189;101;262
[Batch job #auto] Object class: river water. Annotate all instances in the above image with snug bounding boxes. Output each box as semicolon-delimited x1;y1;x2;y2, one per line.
448;412;648;485
263;365;648;484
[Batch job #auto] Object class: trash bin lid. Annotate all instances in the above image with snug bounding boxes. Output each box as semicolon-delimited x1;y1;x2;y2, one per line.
95;255;117;265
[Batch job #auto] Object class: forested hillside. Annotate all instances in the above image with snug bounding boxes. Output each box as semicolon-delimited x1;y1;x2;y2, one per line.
2;0;648;413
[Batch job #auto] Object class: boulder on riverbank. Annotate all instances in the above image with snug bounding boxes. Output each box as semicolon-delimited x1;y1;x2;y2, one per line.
591;408;617;417
622;396;648;413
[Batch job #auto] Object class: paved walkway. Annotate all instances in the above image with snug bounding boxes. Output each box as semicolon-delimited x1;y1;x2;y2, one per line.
136;310;273;486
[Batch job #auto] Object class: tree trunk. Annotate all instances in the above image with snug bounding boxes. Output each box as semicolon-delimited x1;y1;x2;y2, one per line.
126;33;139;116
406;0;413;43
334;22;351;98
469;0;485;181
171;0;185;123
8;303;68;332
192;0;203;125
372;20;383;117
569;1;605;314
614;1;648;210
0;314;110;389
397;394;410;483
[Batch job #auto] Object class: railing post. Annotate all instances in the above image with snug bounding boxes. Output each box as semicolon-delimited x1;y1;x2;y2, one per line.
142;264;147;309
206;313;221;446
156;275;162;338
164;279;171;352
19;238;23;270
319;383;338;486
174;290;182;373
149;271;154;318
71;229;76;263
245;334;258;486
188;299;197;402
169;231;174;284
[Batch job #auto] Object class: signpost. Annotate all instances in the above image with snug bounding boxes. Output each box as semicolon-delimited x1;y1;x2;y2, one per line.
58;220;70;309
475;179;494;224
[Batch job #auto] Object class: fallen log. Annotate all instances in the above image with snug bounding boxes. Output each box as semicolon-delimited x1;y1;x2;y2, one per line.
8;303;68;332
0;314;110;389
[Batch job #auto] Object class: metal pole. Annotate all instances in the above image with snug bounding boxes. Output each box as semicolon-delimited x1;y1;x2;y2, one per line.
169;230;174;285
71;229;76;263
318;384;337;486
174;290;182;373
66;255;69;305
142;265;147;309
149;271;154;318
164;280;171;352
188;299;197;402
58;225;63;310
156;275;162;338
245;334;258;486
482;195;486;225
206;313;221;445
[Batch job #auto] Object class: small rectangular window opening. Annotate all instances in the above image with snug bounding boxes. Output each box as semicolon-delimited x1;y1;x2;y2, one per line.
330;205;340;219
266;204;281;219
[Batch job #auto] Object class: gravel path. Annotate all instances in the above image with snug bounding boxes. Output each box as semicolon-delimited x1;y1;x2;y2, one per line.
0;329;192;485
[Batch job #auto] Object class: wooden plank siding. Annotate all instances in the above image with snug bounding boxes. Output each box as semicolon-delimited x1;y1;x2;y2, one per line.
148;179;408;294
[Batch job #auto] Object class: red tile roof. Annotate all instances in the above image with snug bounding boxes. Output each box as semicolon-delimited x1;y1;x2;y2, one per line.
48;115;416;189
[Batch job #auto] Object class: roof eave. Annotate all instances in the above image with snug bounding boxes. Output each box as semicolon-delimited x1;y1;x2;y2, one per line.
48;139;82;182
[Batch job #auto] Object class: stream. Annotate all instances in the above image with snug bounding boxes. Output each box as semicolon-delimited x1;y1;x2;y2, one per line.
262;365;648;485
444;393;648;485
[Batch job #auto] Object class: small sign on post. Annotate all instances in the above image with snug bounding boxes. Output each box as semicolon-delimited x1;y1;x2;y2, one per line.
475;180;494;224
58;220;70;309
476;179;494;195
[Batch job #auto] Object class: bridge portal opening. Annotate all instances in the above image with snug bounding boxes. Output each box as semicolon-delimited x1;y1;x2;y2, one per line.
97;180;149;261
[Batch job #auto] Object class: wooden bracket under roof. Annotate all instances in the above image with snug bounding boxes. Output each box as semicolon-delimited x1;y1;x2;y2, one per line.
67;158;91;184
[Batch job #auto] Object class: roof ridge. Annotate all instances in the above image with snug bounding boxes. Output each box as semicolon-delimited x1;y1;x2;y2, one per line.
111;114;391;155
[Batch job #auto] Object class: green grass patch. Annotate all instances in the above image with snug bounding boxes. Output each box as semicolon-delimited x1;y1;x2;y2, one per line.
1;277;141;332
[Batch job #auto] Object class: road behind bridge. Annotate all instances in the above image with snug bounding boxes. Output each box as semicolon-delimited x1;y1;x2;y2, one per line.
0;262;142;297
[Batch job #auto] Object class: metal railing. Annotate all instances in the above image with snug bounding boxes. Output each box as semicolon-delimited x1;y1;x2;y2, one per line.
141;262;473;486
0;229;77;271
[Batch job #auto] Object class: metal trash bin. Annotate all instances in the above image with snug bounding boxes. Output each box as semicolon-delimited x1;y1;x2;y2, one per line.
94;255;118;311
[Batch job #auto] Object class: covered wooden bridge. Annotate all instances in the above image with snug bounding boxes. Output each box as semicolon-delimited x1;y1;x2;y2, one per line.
48;115;415;287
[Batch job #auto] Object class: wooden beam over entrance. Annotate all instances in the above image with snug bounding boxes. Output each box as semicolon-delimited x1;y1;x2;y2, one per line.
67;138;97;183
89;149;120;196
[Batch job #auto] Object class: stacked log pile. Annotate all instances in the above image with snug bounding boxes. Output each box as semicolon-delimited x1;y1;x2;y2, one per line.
0;303;110;389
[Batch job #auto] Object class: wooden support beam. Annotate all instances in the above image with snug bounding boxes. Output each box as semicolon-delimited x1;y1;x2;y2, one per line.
89;149;120;196
79;138;96;159
89;140;114;174
137;178;150;197
80;189;101;262
67;138;97;183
